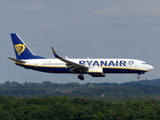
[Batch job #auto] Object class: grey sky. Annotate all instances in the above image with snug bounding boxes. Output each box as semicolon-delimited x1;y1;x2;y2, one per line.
1;0;159;83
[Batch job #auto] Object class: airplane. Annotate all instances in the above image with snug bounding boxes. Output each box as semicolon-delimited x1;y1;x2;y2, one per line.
8;33;154;80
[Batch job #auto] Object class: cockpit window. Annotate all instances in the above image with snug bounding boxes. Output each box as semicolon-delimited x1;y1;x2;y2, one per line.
142;62;148;65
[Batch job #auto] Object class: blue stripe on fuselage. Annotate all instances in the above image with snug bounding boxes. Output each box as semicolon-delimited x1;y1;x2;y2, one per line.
16;63;70;73
102;67;146;74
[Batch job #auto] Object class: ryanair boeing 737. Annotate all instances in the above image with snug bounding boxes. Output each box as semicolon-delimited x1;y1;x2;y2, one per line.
8;33;154;80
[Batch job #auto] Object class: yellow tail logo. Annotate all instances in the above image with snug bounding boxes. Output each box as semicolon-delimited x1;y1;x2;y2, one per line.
14;44;26;56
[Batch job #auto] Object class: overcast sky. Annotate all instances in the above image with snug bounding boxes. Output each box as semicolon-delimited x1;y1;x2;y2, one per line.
1;0;159;84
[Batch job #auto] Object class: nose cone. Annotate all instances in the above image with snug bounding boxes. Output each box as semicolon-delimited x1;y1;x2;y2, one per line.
148;65;154;71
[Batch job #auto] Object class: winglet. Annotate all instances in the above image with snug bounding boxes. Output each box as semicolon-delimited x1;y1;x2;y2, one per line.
51;47;60;58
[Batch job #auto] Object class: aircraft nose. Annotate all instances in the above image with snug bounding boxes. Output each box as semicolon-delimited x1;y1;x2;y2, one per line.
148;65;154;71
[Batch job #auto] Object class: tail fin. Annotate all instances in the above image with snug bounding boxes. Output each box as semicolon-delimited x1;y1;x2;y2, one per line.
10;33;45;59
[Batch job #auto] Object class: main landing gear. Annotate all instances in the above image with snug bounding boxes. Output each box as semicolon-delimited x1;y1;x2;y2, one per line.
78;74;84;80
137;75;140;79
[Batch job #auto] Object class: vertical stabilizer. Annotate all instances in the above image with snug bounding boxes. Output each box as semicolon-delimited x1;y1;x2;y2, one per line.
10;33;45;59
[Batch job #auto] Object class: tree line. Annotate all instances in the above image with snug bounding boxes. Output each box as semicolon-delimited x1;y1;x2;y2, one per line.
1;79;160;101
0;96;160;120
0;79;160;119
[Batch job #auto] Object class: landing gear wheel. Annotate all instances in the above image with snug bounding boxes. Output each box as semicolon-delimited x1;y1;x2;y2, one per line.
78;75;84;80
137;75;140;79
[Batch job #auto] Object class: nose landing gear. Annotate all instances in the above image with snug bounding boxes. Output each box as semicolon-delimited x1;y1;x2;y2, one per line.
78;74;84;80
137;72;145;79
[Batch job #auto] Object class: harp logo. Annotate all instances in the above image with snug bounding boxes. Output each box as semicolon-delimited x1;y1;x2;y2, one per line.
14;44;26;56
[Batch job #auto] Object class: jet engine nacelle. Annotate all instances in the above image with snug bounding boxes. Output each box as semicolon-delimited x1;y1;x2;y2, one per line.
88;67;105;77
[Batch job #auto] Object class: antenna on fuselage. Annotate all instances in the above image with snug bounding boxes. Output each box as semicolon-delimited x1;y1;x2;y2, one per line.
65;56;69;59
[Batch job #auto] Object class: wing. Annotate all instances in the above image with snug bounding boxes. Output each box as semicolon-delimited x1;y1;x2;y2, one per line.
51;47;88;73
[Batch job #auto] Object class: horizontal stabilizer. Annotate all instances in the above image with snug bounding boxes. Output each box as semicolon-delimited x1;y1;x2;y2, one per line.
7;57;26;63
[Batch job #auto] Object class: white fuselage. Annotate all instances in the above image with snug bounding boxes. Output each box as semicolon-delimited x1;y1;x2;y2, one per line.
16;58;153;74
